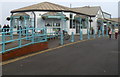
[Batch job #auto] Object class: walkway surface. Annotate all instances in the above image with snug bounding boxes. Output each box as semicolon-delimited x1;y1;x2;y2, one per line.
2;36;118;75
0;34;95;52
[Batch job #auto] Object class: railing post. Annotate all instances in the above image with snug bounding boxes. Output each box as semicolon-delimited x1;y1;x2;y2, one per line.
60;31;64;45
2;32;5;53
18;29;22;48
102;26;104;37
44;27;47;41
26;27;29;40
80;29;83;40
71;32;74;42
106;24;108;36
98;30;100;37
87;29;90;39
93;29;96;39
10;28;13;40
32;28;34;44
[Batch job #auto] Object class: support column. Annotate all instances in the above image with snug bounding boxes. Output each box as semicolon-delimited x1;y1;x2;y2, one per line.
87;17;90;39
106;22;108;36
79;18;83;40
60;11;64;45
102;20;104;37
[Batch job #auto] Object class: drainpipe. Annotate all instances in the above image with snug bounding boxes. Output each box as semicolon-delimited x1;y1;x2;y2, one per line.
10;13;13;27
32;11;36;30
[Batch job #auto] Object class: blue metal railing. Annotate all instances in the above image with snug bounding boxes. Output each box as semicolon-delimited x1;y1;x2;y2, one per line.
0;27;47;53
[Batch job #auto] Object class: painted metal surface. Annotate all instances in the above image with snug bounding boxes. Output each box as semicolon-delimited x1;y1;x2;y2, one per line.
0;28;47;53
71;32;74;42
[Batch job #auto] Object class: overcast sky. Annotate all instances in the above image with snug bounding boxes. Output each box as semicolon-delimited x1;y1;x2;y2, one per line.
0;0;119;25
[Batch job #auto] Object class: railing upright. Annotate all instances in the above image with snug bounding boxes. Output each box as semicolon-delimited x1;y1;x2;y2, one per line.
71;32;74;42
87;29;90;39
98;30;100;37
10;28;13;40
60;31;64;45
2;32;5;53
80;29;83;40
18;29;22;48
32;28;34;44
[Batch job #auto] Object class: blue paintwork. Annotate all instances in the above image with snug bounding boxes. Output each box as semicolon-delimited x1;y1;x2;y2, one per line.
87;29;90;39
106;23;108;36
71;32;74;42
80;30;83;40
93;30;96;38
79;18;83;40
98;30;100;37
60;31;64;45
0;28;47;53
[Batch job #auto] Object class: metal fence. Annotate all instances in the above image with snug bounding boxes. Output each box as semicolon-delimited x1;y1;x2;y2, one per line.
0;27;47;53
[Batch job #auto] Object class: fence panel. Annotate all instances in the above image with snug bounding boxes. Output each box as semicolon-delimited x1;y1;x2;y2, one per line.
0;27;47;53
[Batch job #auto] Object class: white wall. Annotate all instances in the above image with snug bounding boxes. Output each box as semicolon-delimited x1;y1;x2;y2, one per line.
20;10;105;35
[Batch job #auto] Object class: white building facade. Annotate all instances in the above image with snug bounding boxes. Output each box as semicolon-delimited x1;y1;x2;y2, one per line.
10;2;111;35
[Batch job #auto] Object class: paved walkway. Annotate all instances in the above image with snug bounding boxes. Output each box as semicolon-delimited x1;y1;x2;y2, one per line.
0;34;97;52
2;36;118;75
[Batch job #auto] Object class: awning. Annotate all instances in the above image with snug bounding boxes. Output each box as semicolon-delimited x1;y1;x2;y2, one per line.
42;12;66;19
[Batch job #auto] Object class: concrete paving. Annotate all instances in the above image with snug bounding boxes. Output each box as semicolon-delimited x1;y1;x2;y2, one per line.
2;35;118;75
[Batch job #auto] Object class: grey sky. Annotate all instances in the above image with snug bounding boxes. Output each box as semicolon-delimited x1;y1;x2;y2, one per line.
0;1;119;25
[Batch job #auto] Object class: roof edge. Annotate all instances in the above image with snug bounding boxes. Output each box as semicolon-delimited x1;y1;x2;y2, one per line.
11;9;94;17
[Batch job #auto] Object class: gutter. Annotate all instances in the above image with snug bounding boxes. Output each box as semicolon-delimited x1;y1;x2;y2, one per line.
11;10;95;17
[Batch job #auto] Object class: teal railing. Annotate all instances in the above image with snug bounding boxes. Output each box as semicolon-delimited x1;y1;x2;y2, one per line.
0;27;47;53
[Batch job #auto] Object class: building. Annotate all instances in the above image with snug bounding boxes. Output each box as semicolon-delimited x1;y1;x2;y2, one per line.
71;6;111;34
10;2;112;35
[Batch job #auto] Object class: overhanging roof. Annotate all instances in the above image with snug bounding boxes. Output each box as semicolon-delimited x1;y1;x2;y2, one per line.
12;13;29;16
71;6;100;16
11;2;92;17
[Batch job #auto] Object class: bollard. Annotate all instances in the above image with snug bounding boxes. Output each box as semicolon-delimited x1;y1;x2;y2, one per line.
71;32;74;42
80;30;83;40
98;30;100;37
87;29;90;39
93;30;96;39
60;31;64;45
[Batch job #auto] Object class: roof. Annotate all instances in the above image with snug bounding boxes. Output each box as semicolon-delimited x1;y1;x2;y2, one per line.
105;18;120;23
11;2;70;13
110;18;119;22
12;13;29;16
71;6;101;16
11;2;91;16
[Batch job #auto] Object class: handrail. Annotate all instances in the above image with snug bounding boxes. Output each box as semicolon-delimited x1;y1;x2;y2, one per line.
0;28;47;53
